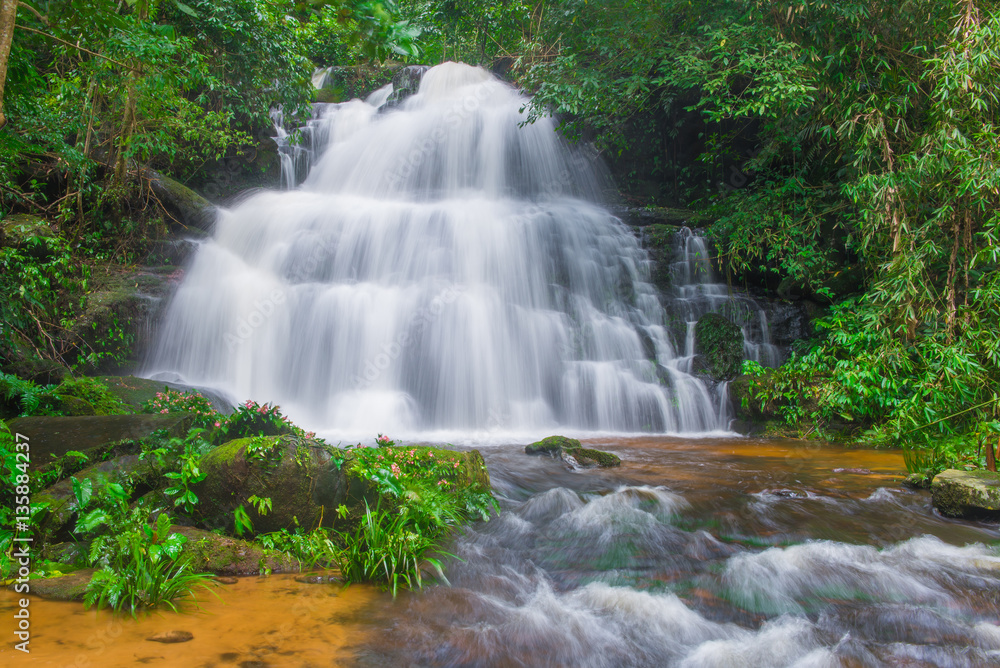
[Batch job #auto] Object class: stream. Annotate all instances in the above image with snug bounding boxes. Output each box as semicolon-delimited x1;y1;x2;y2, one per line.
6;437;999;667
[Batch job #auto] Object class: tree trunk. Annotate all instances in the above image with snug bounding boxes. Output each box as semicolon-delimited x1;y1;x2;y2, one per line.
0;0;18;129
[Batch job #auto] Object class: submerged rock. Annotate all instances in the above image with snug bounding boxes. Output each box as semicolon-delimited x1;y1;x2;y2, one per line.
694;312;744;381
147;630;194;644
525;435;621;468
931;469;1000;519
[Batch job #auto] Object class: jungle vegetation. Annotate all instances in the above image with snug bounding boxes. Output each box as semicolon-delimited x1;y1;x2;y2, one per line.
2;0;999;478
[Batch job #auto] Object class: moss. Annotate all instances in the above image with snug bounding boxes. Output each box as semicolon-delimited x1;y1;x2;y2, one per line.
525;435;620;468
170;526;298;575
27;569;96;601
526;435;581;455
694;312;744;381
567;447;621;468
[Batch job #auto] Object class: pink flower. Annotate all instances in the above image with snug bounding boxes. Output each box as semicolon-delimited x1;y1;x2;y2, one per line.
390;463;401;477
214;421;221;428
160;409;168;414
453;461;460;468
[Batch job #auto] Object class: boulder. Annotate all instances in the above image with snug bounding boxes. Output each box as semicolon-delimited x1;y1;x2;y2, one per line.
931;469;1000;519
7;413;193;461
0;213;54;252
170;526;298;575
525;435;621;468
146;170;216;233
21;569;95;601
694;312;744;381
97;375;233;414
193;437;492;535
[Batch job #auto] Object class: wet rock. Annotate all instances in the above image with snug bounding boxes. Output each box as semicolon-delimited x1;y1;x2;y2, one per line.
614;206;712;227
96;375;232;413
694;312;744;381
8;413;193;461
147;630;194;644
931;469;1000;519
833;468;872;475
214;576;239;585
22;569;95;601
902;473;931;489
525;436;621;468
146;170;216;233
384;65;430;108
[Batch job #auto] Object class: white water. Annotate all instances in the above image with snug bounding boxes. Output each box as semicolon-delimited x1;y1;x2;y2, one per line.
147;62;728;438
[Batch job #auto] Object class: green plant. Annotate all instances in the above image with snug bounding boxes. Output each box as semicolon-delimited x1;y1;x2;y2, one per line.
53;376;131;415
71;476;216;615
336;500;448;597
162;432;210;514
221;400;315;441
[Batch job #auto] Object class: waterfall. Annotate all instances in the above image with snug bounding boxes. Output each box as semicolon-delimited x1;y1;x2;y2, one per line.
668;227;783;369
146;62;732;438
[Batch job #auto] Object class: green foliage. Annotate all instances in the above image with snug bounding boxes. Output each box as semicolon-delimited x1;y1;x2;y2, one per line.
336;500;448;597
54;376;131;415
71;475;216;614
257;525;339;570
161;428;211;513
0;233;89;365
221;400;315;441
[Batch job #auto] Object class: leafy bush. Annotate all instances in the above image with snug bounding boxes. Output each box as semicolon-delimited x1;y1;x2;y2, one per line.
54;376;131;415
221;400;314;441
71;477;216;614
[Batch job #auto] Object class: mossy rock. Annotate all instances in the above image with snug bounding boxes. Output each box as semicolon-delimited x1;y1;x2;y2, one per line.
526;435;580;455
694;312;744;381
194;436;353;535
0;213;54;255
8;413;193;461
19;569;96;601
146;170;216;233
525;435;621;468
931;469;1000;519
170;526;298;575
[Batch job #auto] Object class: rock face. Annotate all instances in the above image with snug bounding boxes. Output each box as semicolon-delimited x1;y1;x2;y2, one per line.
525;435;621;468
931;469;1000;518
694;312;744;381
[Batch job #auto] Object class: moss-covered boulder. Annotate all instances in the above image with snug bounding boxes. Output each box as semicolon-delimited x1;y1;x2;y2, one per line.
0;213;54;253
694;312;744;381
146;170;216;232
193;436;353;535
21;569;96;601
525;435;621;468
931;469;1000;519
170;526;298;575
7;413;193;461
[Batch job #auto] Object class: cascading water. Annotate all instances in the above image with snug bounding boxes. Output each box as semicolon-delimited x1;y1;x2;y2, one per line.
146;62;727;437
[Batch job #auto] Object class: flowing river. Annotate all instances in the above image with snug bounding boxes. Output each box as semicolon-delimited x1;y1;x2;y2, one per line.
5;437;999;667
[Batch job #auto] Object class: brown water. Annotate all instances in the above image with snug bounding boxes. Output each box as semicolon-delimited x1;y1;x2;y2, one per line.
4;437;1000;667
